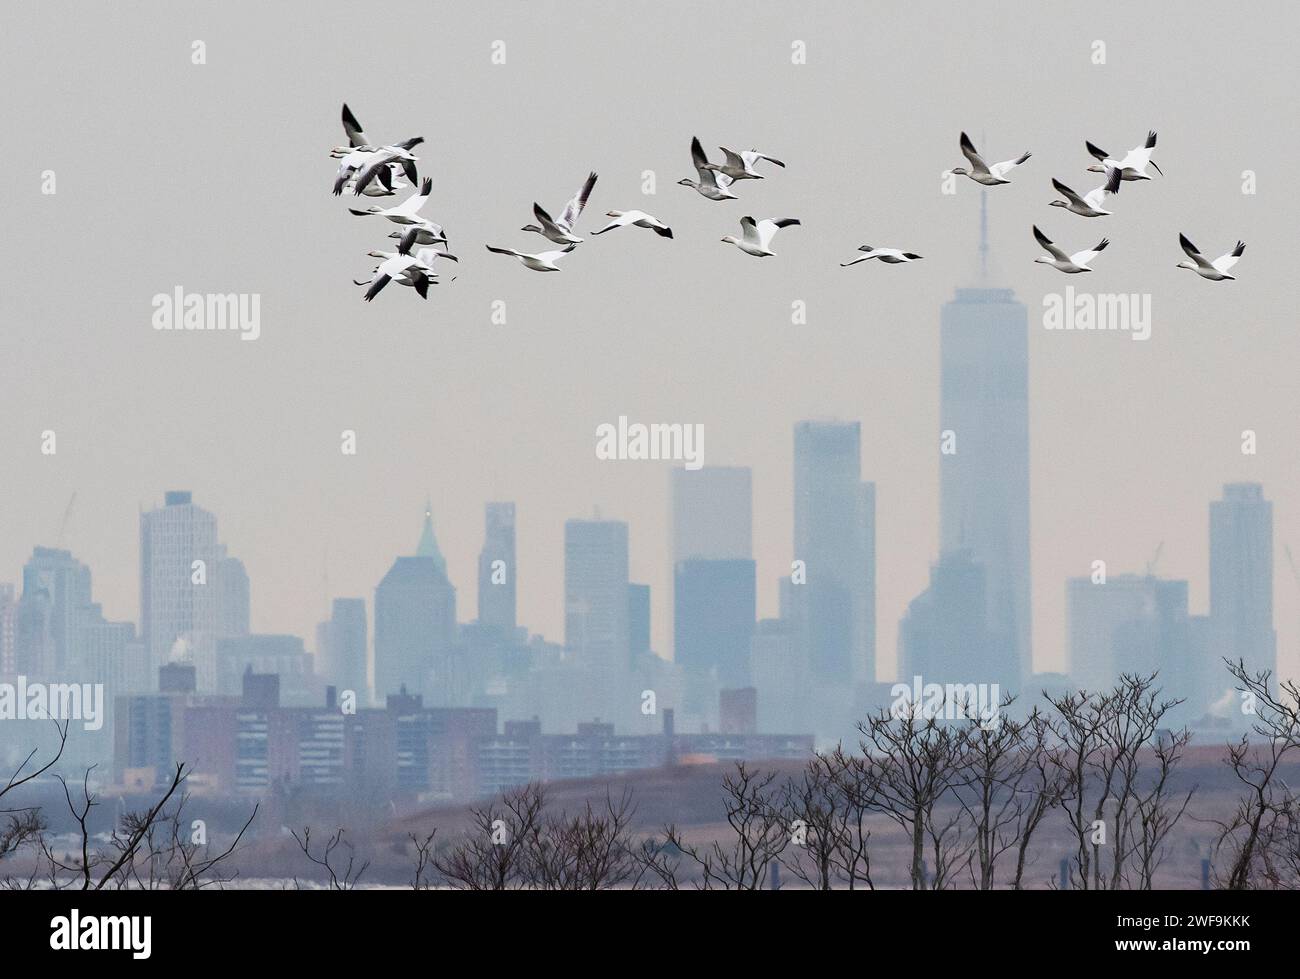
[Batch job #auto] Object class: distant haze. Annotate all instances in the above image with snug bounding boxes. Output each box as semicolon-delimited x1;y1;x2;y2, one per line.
1;1;1296;681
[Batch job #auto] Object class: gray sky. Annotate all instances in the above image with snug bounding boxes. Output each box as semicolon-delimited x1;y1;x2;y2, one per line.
2;0;1296;682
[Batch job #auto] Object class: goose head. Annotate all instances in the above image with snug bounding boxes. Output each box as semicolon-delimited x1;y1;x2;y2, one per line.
521;224;542;233
1085;164;1107;174
367;251;392;259
1175;261;1197;272
677;178;697;188
720;235;741;246
950;167;969;176
1049;200;1068;209
1033;256;1053;265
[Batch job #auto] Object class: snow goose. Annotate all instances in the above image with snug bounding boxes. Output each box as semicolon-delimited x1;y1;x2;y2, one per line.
521;172;598;244
356;251;437;301
588;210;673;238
1032;225;1108;273
840;245;923;267
951;132;1031;186
1086;131;1162;181
1177;234;1245;281
679;137;738;201
484;243;577;272
349;178;434;226
703;147;785;181
1050;167;1121;217
332;141;422;196
389;220;449;253
720;216;800;257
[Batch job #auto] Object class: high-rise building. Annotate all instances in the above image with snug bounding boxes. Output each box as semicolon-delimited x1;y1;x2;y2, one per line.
938;279;1031;687
1067;574;1192;704
319;597;368;704
792;421;876;685
1209;483;1275;696
0;584;16;678
16;547;92;677
674;558;755;689
670;466;752;563
627;583;650;660
477;502;517;634
139;491;245;689
374;505;457;700
564;518;629;684
900;550;1015;693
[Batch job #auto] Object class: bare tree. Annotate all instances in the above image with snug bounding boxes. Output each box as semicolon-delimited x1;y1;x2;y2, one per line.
778;748;875;889
1210;660;1300;889
663;762;788;889
433;782;547;890
858;708;969;889
291;826;370;890
1048;673;1193;890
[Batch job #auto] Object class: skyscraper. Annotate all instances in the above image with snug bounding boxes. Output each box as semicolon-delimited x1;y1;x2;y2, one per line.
792;421;876;685
319;597;368;704
674;558;756;689
938;280;1031;687
0;584;15;677
139;491;245;689
1209;483;1275;695
374;505;457;699
564;518;629;690
1067;574;1191;701
16;547;92;677
477;502;517;634
627;583;650;661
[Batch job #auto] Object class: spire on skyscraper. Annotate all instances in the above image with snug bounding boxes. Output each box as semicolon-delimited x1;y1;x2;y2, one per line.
415;497;447;575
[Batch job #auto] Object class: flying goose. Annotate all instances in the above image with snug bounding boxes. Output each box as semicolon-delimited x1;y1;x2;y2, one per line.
1032;225;1108;273
1050;167;1121;217
720;216;801;257
951;132;1031;186
389;220;449;253
484;243;577;272
1086;131;1162;181
679;137;738;201
840;245;923;267
1177;234;1245;281
522;172;598;244
588;210;673;238
332;140;422;196
348;164;408;198
349;178;434;225
703;147;786;181
356;251;437;301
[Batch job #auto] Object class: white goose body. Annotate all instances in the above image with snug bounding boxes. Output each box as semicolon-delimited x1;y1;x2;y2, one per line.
588;210;673;238
679;137;738;201
355;250;438;301
349;178;434;226
952;132;1031;186
389;220;448;252
1032;225;1108;273
522;172;598;244
1086;131;1162;181
1050;167;1121;217
841;245;923;267
484;243;577;272
1177;234;1245;281
721;216;801;257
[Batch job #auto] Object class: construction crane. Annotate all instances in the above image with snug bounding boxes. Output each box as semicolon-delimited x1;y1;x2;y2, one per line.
1145;541;1164;577
55;491;76;546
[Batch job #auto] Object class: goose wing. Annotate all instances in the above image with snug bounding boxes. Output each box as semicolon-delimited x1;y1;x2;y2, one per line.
738;216;761;247
1084;140;1110;163
532;202;565;236
1213;241;1245;273
362;274;391;302
756;218;799;250
745;150;785;168
1052;178;1087;208
341;104;369;148
395;177;433;215
558;171;598;230
485;245;524;259
537;244;577;264
1069;237;1109;267
1032;225;1069;263
1179;234;1215;270
690;137;713;180
352;151;400;195
1083;167;1122;208
717;147;748;171
990;151;1030;178
959;132;991;175
1122;131;1157;171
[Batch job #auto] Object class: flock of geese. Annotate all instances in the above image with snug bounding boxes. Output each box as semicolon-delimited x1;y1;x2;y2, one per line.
328;105;1249;301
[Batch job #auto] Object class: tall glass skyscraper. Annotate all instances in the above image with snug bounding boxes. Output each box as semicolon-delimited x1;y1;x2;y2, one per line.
938;285;1031;687
477;502;517;634
1209;483;1275;695
792;421;876;686
564;518;629;692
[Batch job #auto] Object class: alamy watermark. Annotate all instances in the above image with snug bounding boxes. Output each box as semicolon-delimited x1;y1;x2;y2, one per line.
1043;287;1150;341
595;416;704;470
151;287;261;341
0;676;104;731
890;675;1002;729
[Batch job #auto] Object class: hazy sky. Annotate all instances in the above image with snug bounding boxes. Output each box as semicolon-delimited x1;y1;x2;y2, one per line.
2;1;1296;682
